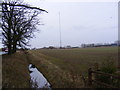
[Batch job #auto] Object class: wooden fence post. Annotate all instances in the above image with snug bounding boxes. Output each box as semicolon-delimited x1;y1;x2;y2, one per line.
88;68;92;86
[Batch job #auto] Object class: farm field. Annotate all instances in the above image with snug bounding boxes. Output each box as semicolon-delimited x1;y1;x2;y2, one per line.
31;46;118;76
2;46;118;88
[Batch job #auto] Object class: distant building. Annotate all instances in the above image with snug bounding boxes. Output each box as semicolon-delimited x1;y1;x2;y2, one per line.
72;47;79;48
81;44;95;48
66;45;71;49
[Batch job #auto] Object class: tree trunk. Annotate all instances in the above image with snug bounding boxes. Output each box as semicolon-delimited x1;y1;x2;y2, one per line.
7;43;12;55
12;40;17;53
7;28;12;55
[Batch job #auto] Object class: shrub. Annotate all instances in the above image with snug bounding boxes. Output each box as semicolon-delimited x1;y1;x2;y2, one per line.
94;59;119;88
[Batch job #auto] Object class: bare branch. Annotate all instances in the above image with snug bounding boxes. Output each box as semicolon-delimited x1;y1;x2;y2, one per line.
1;3;48;13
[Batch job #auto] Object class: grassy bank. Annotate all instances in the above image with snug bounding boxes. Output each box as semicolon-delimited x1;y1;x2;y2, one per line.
2;51;30;88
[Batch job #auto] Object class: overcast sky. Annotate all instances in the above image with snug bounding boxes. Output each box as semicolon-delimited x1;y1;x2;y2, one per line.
0;0;119;48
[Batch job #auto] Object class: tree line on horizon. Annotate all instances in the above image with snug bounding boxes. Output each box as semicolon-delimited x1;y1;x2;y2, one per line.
81;41;120;48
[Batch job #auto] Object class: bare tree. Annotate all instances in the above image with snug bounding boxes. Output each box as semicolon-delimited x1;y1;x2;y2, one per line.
1;0;47;54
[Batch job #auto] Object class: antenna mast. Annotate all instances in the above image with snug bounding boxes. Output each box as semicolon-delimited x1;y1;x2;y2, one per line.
59;12;62;48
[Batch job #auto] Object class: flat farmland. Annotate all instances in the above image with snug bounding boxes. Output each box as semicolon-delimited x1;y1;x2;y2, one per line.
31;47;118;76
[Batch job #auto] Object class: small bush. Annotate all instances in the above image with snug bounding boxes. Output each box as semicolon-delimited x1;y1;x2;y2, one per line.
100;59;117;74
94;59;120;88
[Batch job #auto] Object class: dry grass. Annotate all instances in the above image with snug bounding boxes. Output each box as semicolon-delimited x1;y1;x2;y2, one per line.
2;51;30;88
2;50;84;88
34;47;118;76
28;46;118;88
27;51;84;88
2;46;118;88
